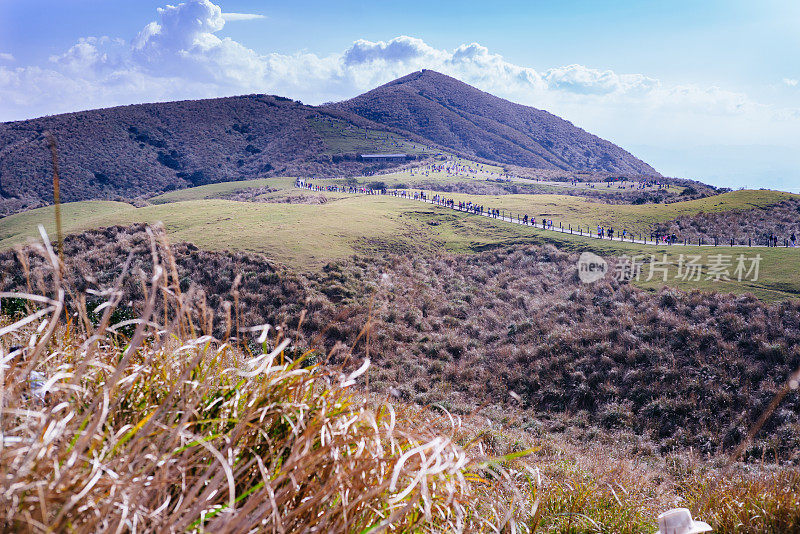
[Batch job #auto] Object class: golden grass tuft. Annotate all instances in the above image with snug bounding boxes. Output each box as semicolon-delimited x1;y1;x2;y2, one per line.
0;226;533;533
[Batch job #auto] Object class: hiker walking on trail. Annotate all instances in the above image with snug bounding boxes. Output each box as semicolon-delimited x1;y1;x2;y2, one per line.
792;233;797;247
608;228;614;240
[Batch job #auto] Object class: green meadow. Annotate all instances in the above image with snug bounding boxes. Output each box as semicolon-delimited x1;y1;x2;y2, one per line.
2;175;798;301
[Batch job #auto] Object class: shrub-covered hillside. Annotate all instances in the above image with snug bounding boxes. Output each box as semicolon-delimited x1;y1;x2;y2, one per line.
2;224;798;461
0;95;433;216
329;70;659;175
322;247;800;461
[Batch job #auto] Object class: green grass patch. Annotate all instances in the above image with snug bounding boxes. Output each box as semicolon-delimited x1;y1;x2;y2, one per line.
307;115;433;155
0;200;133;245
3;187;798;301
395;188;799;237
149;177;299;203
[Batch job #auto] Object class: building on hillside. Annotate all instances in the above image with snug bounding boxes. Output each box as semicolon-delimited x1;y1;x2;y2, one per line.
359;154;408;160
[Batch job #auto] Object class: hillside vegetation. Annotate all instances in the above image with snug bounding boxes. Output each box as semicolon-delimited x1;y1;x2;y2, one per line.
2;225;800;532
329;70;658;175
0;95;434;216
3;224;799;462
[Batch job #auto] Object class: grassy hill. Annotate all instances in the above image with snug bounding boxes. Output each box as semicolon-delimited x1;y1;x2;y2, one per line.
328;70;659;175
652;197;800;245
395;188;799;237
0;95;438;216
1;179;798;301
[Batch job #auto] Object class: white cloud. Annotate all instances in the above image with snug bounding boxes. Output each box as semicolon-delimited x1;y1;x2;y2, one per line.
0;0;798;159
49;37;127;75
543;65;659;95
343;36;446;65
133;0;225;58
784;78;798;87
222;13;265;22
0;53;14;62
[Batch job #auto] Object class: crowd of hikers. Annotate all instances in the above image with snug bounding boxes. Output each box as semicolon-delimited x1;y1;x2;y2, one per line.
406;159;671;193
410;161;512;180
296;180;384;195
294;179;798;247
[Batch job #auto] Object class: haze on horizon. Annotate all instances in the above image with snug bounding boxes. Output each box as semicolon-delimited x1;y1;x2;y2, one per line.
1;0;798;192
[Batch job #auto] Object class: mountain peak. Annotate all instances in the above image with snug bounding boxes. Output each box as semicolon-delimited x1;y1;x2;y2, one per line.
329;72;658;176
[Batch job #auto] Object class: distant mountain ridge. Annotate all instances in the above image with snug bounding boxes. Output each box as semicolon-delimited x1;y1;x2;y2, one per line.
1;71;660;217
328;70;658;176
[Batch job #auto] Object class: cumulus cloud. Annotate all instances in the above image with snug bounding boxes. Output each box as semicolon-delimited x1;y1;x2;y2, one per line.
135;0;225;51
0;53;14;62
343;36;445;65
127;0;268;85
49;37;127;75
543;65;659;95
784;78;799;87
1;0;798;154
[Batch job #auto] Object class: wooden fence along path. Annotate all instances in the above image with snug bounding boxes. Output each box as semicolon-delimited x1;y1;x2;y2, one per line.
294;180;798;249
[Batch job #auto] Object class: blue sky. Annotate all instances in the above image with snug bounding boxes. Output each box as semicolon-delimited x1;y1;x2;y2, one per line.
1;0;799;191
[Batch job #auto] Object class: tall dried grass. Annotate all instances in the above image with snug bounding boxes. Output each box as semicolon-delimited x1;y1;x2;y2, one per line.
0;226;533;533
3;225;800;533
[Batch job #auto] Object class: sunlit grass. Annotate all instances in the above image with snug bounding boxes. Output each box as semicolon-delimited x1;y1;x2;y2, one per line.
0;228;534;532
2;226;799;532
2;184;798;301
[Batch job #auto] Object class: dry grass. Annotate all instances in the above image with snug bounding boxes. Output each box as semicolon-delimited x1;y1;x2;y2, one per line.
3;224;800;459
2;225;799;533
0;226;536;533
